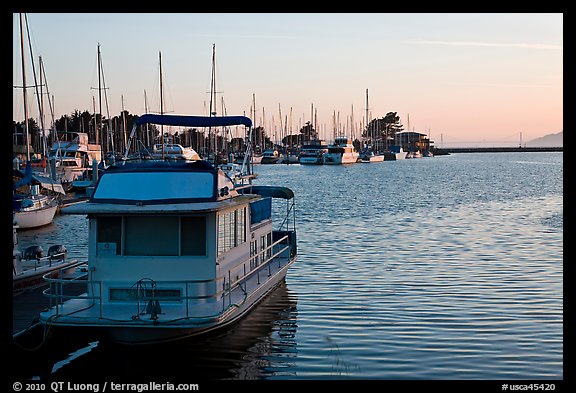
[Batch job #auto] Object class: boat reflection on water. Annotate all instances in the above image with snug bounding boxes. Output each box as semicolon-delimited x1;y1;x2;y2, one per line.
12;281;298;380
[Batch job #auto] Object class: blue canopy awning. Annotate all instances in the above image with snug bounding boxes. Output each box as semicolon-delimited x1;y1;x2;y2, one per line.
13;163;66;194
249;185;294;200
134;114;252;128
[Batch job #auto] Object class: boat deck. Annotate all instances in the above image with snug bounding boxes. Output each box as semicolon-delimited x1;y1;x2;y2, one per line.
40;254;294;328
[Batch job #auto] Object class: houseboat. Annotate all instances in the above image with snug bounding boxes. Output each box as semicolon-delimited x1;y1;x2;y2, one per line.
39;114;297;345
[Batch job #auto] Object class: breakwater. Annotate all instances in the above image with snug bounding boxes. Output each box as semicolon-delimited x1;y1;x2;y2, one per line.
433;146;562;154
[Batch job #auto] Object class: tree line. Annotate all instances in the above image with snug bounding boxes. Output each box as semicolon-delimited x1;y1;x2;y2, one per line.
13;109;404;157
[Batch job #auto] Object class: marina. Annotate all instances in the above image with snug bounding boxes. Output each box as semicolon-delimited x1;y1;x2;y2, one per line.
11;151;563;380
11;12;562;385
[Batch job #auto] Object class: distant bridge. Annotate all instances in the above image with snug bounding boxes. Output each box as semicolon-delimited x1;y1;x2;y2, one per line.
432;146;562;154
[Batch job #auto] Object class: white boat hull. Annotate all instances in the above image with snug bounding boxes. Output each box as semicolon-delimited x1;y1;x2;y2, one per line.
394;151;408;160
40;255;295;345
104;267;291;345
323;152;359;165
360;154;385;163
14;203;58;229
277;155;299;164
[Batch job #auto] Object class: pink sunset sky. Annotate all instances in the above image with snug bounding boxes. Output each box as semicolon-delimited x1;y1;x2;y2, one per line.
13;13;563;147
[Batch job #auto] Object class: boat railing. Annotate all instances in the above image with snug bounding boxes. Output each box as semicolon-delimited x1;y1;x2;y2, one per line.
42;233;295;321
277;199;296;233
217;232;293;314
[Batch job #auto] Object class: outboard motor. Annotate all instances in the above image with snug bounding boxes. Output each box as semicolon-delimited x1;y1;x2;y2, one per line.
23;245;44;261
48;245;67;261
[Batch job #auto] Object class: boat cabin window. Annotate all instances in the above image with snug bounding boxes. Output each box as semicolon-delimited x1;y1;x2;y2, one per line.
96;215;207;256
92;171;215;202
125;216;179;256
250;198;272;224
181;216;207;256
217;207;247;256
97;217;122;255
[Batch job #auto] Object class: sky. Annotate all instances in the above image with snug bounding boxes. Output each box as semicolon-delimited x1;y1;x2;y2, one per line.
13;13;563;147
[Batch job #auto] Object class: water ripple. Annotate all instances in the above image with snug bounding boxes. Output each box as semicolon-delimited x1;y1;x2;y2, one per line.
15;152;563;380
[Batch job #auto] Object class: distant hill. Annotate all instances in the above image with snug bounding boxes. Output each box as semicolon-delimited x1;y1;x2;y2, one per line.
525;131;563;147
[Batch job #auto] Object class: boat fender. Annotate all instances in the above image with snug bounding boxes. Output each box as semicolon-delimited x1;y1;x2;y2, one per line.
23;245;44;261
48;245;67;261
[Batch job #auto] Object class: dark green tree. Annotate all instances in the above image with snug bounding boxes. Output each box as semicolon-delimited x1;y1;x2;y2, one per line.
363;111;403;149
12;118;40;153
299;121;317;143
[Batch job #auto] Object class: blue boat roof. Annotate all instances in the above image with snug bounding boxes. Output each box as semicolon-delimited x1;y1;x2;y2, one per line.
89;160;224;205
135;114;252;128
105;159;215;173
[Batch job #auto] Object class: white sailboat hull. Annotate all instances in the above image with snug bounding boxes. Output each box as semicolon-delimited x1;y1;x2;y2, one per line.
14;203;58;229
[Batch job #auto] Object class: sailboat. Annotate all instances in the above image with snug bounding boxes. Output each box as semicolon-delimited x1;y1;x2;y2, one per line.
359;89;384;162
13;13;58;230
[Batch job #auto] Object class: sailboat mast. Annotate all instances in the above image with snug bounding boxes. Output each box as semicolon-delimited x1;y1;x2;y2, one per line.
278;103;283;149
121;95;127;153
209;44;217;158
351;104;354;142
210;44;217;117
19;13;30;162
92;97;97;142
252;93;256;150
159;51;164;159
21;13;49;163
144;89;150;147
97;43;102;146
310;103;313;143
365;88;370;149
38;58;57;149
38;56;48;172
289;106;293;155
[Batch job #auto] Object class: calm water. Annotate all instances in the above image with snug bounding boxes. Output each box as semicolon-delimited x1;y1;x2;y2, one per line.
13;152;563;381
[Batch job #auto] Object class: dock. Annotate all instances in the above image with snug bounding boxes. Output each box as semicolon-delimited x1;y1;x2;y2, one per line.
433;146;562;154
13;284;52;337
11;277;93;381
13;267;88;338
57;194;89;214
